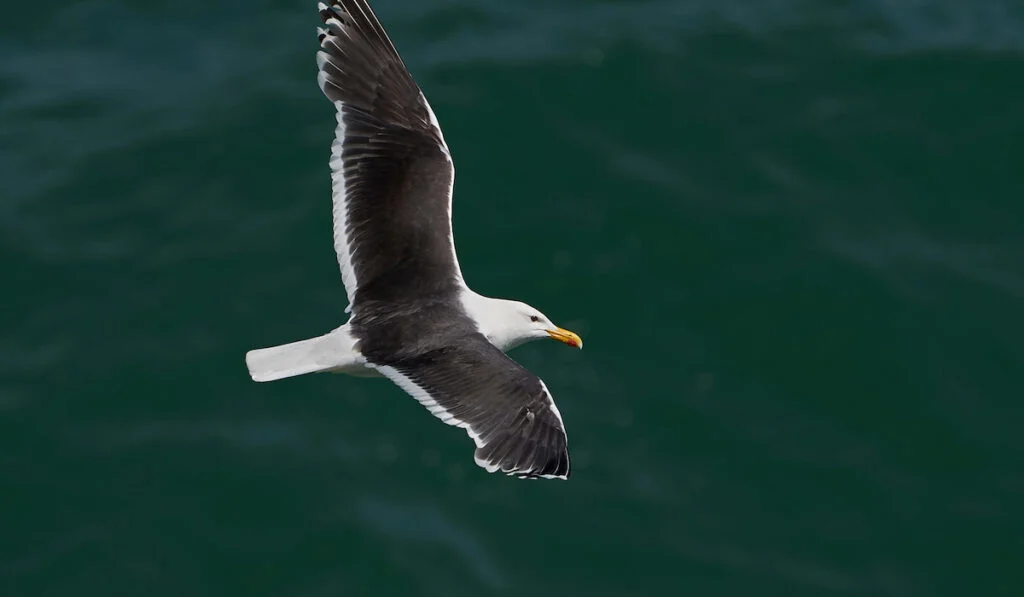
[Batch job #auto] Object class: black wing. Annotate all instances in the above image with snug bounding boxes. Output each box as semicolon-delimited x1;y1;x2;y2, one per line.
316;1;462;311
370;333;571;480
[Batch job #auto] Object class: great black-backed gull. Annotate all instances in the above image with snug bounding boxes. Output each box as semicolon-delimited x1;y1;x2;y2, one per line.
245;0;583;480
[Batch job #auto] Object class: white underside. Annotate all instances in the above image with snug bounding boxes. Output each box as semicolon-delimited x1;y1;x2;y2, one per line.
245;325;376;382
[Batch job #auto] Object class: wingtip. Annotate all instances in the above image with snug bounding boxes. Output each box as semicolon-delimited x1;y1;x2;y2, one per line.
473;445;571;481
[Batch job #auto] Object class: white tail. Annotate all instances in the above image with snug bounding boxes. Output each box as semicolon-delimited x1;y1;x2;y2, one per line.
245;327;360;382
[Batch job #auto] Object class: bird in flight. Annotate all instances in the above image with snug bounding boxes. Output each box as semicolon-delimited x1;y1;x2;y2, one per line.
246;1;583;479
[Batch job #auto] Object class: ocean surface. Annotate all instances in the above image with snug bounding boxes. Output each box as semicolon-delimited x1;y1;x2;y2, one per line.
2;0;1022;595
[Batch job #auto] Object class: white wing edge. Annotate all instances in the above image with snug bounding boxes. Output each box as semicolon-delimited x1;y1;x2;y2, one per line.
326;102;358;312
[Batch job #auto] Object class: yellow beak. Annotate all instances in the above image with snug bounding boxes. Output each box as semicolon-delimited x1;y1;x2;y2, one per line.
546;327;583;349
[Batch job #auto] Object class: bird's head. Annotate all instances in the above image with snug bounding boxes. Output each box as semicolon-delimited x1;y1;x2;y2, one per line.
465;294;583;352
513;302;583;350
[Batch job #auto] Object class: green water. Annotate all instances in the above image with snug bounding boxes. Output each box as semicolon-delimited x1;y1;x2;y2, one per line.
2;1;1022;595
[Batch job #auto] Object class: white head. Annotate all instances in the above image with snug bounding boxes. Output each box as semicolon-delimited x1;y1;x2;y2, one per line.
461;292;583;352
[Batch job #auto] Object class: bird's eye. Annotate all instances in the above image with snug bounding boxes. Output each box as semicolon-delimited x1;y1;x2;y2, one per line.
530;315;540;322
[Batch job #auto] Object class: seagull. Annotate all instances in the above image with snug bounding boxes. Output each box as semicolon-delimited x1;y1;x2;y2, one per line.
245;0;583;479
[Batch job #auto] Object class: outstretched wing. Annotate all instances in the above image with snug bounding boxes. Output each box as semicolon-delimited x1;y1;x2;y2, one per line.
316;1;462;312
369;334;571;479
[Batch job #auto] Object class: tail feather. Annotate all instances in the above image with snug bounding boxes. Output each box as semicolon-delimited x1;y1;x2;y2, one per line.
245;328;357;382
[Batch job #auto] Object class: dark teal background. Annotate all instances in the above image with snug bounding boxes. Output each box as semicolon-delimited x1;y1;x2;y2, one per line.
2;1;1022;595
